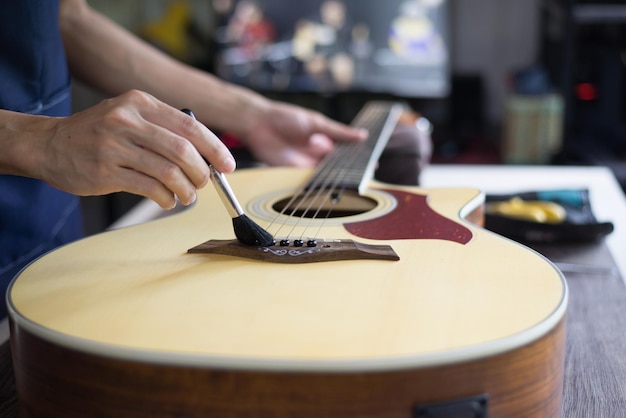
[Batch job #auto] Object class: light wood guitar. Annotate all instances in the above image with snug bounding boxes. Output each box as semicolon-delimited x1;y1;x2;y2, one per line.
8;102;567;418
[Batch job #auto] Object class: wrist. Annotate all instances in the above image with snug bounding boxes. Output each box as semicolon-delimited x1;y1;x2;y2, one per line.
0;110;55;179
191;75;272;142
230;89;272;142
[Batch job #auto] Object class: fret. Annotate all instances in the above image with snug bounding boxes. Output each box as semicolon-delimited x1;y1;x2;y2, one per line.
306;101;406;194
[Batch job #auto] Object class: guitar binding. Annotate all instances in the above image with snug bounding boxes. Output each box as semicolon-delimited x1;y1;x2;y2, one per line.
187;239;399;264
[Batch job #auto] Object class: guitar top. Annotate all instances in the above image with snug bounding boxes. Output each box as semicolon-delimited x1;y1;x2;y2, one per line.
8;166;567;372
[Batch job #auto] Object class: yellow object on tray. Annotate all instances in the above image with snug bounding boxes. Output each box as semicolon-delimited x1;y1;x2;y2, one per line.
487;197;567;224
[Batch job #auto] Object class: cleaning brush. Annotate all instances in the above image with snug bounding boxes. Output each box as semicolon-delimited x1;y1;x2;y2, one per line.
180;108;274;247
208;165;275;247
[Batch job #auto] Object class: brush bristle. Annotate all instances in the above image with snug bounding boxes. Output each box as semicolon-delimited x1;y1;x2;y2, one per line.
233;215;275;246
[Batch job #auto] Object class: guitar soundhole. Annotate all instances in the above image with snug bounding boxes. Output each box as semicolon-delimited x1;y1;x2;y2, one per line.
272;190;378;219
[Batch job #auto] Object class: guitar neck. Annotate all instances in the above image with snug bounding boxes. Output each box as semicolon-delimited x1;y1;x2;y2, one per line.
306;101;406;195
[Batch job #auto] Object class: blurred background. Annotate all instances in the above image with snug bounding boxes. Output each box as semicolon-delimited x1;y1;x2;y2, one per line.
74;0;626;234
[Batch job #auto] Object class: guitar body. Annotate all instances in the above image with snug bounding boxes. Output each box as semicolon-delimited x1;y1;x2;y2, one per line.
8;167;567;418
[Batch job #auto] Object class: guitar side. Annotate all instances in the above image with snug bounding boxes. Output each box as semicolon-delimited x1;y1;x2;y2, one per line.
8;166;567;418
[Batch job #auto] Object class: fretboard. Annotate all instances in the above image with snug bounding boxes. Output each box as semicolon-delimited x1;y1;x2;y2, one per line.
306;101;406;195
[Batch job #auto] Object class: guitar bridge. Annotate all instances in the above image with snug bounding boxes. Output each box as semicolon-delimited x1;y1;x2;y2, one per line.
187;239;399;264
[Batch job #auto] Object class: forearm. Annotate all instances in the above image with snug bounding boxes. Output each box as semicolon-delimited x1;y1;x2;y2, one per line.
59;0;269;137
57;0;365;169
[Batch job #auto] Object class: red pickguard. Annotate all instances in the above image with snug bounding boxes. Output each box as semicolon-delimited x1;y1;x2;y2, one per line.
343;189;472;244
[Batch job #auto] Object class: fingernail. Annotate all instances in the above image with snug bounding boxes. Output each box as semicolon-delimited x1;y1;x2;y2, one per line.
224;156;236;173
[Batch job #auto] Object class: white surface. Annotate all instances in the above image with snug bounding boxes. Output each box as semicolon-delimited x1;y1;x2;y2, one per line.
421;165;626;280
108;198;175;230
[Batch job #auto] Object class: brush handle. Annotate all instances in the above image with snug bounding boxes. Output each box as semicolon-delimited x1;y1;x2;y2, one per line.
180;108;244;219
209;165;245;218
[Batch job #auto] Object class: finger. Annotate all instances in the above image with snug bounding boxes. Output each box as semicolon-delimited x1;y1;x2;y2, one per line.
172;107;237;173
94;93;216;190
115;166;178;209
277;149;319;167
119;115;214;199
307;133;334;156
139;104;236;175
132;122;210;188
97;107;203;204
310;113;368;143
119;140;199;206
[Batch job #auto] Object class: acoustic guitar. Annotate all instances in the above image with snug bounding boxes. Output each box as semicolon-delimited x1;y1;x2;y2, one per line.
8;102;567;418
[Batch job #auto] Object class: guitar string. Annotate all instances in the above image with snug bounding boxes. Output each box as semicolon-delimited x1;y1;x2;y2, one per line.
292;105;384;242
298;114;385;241
295;151;358;241
265;105;377;239
265;103;389;244
264;139;352;238
284;139;362;241
313;106;392;235
277;105;386;243
294;104;386;241
263;159;339;239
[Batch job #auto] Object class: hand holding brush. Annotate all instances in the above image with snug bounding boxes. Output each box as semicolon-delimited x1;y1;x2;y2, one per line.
181;108;274;247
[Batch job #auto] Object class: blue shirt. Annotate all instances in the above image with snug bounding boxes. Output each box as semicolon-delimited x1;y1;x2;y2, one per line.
0;0;84;319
